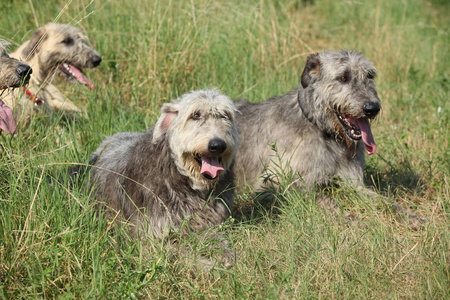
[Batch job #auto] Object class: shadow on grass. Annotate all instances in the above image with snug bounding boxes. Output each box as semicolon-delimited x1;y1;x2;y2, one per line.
364;156;426;198
233;188;283;224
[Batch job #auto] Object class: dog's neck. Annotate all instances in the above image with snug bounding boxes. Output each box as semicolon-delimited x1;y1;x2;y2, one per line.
297;89;332;139
157;137;215;195
30;70;56;88
297;90;315;124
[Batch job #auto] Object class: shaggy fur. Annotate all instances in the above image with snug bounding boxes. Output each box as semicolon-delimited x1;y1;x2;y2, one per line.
4;23;101;121
235;50;424;228
87;89;240;268
0;41;32;133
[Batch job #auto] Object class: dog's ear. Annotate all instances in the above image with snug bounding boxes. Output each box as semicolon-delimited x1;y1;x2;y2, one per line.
22;28;47;59
300;53;321;88
152;102;179;143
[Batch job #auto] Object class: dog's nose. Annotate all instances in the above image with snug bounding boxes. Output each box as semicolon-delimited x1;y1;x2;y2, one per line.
16;64;32;81
363;102;380;118
91;55;102;67
208;139;227;154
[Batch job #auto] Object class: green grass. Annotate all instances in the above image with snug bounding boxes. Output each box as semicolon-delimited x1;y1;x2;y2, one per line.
0;0;449;298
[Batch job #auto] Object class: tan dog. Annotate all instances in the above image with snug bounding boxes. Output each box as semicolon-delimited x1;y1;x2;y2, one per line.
5;23;101;121
0;41;32;133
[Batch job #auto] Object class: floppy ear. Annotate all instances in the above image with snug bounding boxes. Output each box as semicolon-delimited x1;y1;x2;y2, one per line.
152;102;179;143
22;28;47;59
300;53;321;88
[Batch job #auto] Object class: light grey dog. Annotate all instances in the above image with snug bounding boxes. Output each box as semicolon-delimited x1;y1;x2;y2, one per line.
87;89;240;268
235;50;423;228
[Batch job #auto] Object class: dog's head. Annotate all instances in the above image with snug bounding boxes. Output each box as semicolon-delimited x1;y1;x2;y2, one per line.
153;89;240;191
0;41;31;134
299;50;381;155
0;40;32;90
21;23;101;89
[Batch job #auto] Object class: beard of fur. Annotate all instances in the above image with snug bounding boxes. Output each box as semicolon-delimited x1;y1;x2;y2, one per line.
181;153;207;185
328;106;360;158
0;74;20;89
178;151;234;191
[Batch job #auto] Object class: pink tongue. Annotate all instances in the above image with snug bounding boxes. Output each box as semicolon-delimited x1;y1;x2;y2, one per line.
353;118;376;155
200;157;224;178
67;64;95;90
0;100;17;134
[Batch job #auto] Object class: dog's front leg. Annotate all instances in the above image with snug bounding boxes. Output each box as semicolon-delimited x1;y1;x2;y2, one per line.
356;185;428;230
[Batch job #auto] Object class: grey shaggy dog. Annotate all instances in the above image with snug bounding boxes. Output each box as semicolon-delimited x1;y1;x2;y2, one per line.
5;23;101;120
87;89;240;268
0;41;32;133
235;50;424;228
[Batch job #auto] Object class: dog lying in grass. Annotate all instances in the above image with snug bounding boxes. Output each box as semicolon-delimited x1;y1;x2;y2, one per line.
84;89;240;269
4;23;101;121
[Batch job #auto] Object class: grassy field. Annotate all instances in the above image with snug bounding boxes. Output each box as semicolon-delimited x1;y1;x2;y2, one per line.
0;0;448;298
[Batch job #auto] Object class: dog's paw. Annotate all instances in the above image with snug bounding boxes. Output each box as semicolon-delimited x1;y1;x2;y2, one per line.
196;251;235;272
404;212;429;231
392;201;428;230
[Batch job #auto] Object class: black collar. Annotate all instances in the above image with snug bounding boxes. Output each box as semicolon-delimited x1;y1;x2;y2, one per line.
297;90;333;139
297;90;314;124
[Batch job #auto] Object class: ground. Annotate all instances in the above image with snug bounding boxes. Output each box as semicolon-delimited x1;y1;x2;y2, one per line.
0;0;448;298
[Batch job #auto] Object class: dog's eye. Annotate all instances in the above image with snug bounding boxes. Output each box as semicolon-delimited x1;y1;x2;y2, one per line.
367;72;375;80
191;112;201;120
61;37;74;45
340;76;348;83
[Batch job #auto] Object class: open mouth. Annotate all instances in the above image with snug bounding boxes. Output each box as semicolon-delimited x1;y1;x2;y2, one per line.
194;154;224;180
59;63;94;90
336;113;376;155
337;114;362;140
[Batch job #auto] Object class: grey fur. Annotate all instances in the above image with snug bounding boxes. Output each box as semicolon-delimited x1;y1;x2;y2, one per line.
87;89;240;268
0;41;32;90
235;50;424;228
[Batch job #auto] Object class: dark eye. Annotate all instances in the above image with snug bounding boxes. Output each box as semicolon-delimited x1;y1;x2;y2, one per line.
191;112;201;120
220;114;229;120
367;72;375;80
340;76;348;83
61;37;74;45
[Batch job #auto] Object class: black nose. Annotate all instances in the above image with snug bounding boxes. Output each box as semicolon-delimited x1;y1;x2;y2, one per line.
208;139;227;154
363;102;380;118
16;64;32;81
91;55;102;67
